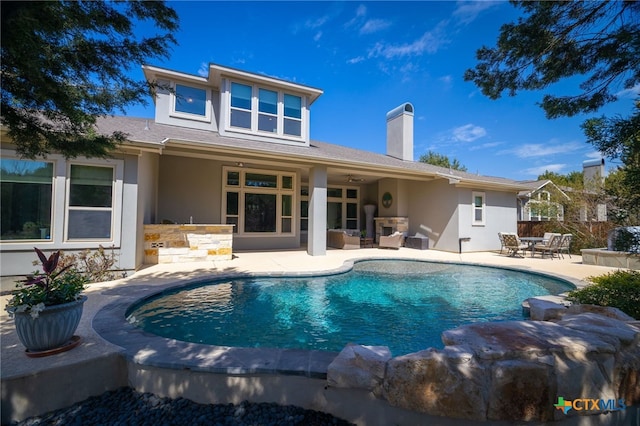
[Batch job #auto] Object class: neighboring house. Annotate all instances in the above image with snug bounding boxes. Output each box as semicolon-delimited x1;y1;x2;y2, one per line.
0;62;531;280
516;159;608;224
517;180;569;221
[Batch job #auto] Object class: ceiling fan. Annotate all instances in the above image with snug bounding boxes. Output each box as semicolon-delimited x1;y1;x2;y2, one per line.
346;174;365;183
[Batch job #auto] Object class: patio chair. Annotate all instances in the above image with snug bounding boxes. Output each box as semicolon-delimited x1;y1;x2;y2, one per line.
379;231;404;249
558;234;573;259
533;234;562;259
498;232;507;254
502;233;528;257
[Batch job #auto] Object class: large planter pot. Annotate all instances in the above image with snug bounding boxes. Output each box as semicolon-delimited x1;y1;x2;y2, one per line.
13;296;87;353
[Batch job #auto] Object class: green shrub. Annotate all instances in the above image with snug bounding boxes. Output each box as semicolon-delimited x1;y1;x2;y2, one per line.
567;270;640;319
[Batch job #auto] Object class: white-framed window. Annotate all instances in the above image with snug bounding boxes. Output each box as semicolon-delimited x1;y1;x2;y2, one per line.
66;164;115;240
223;80;306;142
300;185;359;231
222;167;296;236
527;190;564;222
171;83;211;122
0;151;123;249
0;158;54;241
472;191;485;226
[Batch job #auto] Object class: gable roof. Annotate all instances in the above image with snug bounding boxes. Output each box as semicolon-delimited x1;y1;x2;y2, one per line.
516;179;570;199
96;115;530;192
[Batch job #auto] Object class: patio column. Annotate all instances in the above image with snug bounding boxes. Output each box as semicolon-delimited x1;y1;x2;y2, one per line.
307;166;327;256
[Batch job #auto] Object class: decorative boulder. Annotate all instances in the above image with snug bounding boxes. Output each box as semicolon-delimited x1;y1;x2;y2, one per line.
327;344;391;394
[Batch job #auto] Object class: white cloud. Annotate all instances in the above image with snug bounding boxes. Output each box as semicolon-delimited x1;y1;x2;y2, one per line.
197;62;208;77
522;164;566;176
345;4;367;28
313;31;323;42
469;141;502;151
453;1;501;25
616;83;640;98
439;75;453;90
347;56;365;64
305;15;329;30
452;124;487;142
506;141;582;158
367;25;448;59
360;18;392;34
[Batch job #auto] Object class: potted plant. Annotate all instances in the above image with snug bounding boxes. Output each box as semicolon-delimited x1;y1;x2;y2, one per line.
5;248;88;356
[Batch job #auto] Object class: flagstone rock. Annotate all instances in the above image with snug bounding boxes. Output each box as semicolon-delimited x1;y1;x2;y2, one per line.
527;297;569;320
382;347;487;420
328;309;640;422
326;344;391;394
487;360;555;421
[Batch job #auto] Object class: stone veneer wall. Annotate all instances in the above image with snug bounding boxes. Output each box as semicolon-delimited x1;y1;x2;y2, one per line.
374;217;409;243
327;301;640;422
143;224;233;264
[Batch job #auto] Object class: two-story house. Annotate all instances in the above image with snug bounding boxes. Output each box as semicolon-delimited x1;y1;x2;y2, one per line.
1;62;530;281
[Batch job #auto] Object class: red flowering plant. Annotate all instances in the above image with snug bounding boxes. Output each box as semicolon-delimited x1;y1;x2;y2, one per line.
5;248;87;319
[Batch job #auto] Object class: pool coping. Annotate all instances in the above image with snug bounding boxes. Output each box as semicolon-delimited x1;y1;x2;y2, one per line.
93;257;582;378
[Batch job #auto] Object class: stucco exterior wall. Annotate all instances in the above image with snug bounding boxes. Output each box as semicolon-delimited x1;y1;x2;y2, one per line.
157;155;223;225
407;179;460;252
377;178;410;218
118;155;140;271
135;152;159;269
457;188;518;252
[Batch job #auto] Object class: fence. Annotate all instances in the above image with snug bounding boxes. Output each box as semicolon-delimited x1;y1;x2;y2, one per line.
518;221;614;253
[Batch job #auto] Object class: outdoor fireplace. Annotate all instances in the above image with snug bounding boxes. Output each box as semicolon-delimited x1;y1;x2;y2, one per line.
374;217;409;243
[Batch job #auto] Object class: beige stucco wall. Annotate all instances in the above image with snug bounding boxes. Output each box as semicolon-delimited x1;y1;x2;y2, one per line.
157;155;223;225
457;188;518;252
135;152;159;269
407;179;460;252
377;178;409;218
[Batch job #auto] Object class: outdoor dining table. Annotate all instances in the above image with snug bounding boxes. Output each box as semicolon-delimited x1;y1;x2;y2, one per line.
519;237;545;257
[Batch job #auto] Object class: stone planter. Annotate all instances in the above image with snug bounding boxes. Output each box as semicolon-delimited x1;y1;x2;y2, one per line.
12;296;87;353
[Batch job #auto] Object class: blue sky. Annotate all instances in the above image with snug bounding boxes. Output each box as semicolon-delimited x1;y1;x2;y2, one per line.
126;1;637;180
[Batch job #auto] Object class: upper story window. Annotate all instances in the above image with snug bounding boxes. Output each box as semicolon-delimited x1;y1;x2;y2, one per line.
258;89;278;133
175;84;207;116
224;80;306;142
284;94;301;136
171;83;211;122
230;82;252;128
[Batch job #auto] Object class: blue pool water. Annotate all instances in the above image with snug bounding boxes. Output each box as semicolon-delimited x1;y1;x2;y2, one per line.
126;260;574;355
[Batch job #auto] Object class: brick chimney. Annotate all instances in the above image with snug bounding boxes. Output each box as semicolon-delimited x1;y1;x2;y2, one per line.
386;103;414;161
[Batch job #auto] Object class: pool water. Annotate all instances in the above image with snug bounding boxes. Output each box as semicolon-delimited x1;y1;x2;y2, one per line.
126;260;573;355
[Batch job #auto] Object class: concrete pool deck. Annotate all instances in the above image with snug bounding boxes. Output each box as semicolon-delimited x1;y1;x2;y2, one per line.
0;248;632;424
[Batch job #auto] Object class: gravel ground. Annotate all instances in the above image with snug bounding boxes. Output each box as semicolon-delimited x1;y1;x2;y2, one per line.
13;387;354;426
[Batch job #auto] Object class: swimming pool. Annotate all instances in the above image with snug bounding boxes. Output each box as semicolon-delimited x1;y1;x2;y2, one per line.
126;260;574;355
